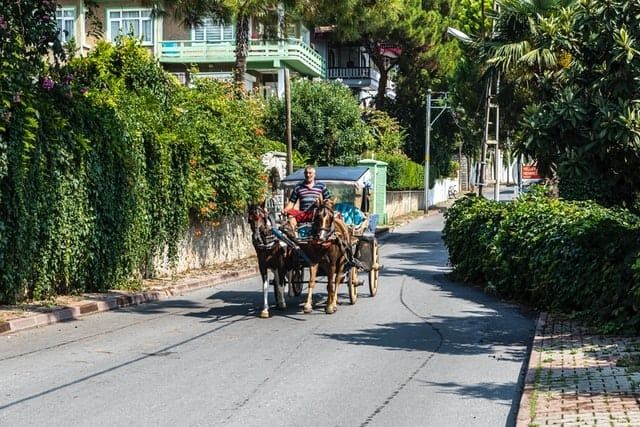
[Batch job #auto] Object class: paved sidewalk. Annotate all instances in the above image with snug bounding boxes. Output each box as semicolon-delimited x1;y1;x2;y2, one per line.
518;313;640;426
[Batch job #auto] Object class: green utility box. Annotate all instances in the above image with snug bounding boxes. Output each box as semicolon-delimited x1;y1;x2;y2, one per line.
358;159;388;224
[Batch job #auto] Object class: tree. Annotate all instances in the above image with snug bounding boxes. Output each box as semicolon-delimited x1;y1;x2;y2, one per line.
448;0;573;181
517;0;640;207
315;0;433;110
264;79;374;165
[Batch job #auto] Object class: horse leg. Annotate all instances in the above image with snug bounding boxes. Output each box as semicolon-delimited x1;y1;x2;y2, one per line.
286;269;294;298
325;261;337;314
259;265;270;319
274;268;286;309
304;264;317;313
331;255;346;312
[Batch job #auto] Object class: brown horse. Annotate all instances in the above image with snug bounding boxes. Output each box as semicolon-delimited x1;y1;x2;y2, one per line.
247;202;293;318
293;199;351;314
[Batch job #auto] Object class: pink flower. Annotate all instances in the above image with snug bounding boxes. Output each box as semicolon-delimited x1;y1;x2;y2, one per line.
42;78;55;90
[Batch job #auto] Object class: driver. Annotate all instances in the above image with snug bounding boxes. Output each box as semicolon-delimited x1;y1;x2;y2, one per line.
283;165;331;233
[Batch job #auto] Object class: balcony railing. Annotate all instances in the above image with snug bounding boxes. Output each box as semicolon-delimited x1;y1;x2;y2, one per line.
159;38;325;77
328;66;380;83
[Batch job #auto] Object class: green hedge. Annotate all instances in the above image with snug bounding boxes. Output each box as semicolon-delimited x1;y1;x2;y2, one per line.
442;189;640;332
375;152;424;190
0;38;271;303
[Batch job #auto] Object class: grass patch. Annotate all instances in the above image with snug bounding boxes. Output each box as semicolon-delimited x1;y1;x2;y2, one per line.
529;363;543;424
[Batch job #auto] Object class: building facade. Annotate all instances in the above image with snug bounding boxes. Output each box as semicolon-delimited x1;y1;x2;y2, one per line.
56;0;325;96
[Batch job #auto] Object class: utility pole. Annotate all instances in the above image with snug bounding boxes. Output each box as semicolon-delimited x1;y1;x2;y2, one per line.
424;90;450;213
479;0;501;201
425;90;431;213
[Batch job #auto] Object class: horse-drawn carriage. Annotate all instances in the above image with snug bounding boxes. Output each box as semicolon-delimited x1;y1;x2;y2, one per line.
248;166;381;317
280;166;380;305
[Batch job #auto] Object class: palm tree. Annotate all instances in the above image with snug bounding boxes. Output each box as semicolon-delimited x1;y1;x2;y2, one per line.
481;0;575;158
484;0;575;79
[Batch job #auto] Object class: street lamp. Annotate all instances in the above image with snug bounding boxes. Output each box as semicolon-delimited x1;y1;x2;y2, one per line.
446;27;472;43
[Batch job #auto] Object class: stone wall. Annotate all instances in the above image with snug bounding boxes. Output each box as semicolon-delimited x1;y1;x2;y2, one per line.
386;191;424;220
152;215;254;277
386;178;459;219
150;176;459;278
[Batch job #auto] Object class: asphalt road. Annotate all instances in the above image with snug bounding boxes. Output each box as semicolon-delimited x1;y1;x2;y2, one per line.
0;212;536;427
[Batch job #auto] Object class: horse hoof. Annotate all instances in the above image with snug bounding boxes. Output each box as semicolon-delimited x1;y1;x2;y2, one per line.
277;303;287;310
303;305;313;314
260;309;269;318
325;306;337;315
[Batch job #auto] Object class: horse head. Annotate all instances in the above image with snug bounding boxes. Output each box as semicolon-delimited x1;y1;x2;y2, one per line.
247;203;270;245
312;199;335;243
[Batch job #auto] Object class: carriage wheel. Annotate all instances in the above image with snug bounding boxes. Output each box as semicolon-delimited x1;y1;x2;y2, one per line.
291;267;304;296
368;240;380;297
348;266;358;304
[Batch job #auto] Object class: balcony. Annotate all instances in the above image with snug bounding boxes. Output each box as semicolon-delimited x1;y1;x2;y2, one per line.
327;66;380;90
159;38;325;78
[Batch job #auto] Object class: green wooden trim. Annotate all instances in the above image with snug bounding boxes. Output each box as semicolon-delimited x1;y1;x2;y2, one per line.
157;38;325;77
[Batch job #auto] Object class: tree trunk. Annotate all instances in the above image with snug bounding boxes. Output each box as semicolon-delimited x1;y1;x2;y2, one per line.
233;14;250;89
368;43;393;111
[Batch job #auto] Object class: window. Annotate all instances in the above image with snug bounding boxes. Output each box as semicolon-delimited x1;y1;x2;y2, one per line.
192;19;234;42
56;8;75;43
108;9;153;45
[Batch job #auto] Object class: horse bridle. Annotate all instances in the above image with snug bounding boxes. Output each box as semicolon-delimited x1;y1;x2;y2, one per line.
248;206;275;247
312;204;335;242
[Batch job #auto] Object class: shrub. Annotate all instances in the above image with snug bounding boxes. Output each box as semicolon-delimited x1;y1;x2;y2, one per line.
442;195;506;285
0;35;272;303
443;192;640;331
375;152;424;190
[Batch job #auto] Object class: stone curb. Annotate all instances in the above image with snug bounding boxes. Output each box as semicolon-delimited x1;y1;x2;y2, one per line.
516;312;547;427
1;267;259;336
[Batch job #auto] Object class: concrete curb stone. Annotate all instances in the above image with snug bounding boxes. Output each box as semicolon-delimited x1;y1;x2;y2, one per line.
516;312;547;426
1;267;259;335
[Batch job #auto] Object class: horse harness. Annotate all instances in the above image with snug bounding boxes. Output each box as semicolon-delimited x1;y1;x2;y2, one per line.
248;206;278;249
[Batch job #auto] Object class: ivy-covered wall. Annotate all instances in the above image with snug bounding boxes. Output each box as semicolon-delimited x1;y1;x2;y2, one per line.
0;32;273;304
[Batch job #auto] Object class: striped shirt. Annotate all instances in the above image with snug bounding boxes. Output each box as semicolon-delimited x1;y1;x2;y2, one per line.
289;182;331;212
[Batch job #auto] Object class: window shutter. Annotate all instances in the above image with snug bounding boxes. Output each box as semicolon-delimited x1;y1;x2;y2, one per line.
223;24;234;41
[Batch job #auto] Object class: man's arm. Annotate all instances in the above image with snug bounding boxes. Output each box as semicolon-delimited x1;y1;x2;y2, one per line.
283;186;299;212
283;200;295;212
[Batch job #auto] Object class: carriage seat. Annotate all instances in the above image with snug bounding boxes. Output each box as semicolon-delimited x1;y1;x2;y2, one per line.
334;203;366;228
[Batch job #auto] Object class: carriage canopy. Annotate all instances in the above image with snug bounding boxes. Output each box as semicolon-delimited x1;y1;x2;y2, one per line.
280;166;371;190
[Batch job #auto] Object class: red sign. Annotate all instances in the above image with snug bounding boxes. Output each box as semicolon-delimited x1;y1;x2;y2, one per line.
522;164;541;180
